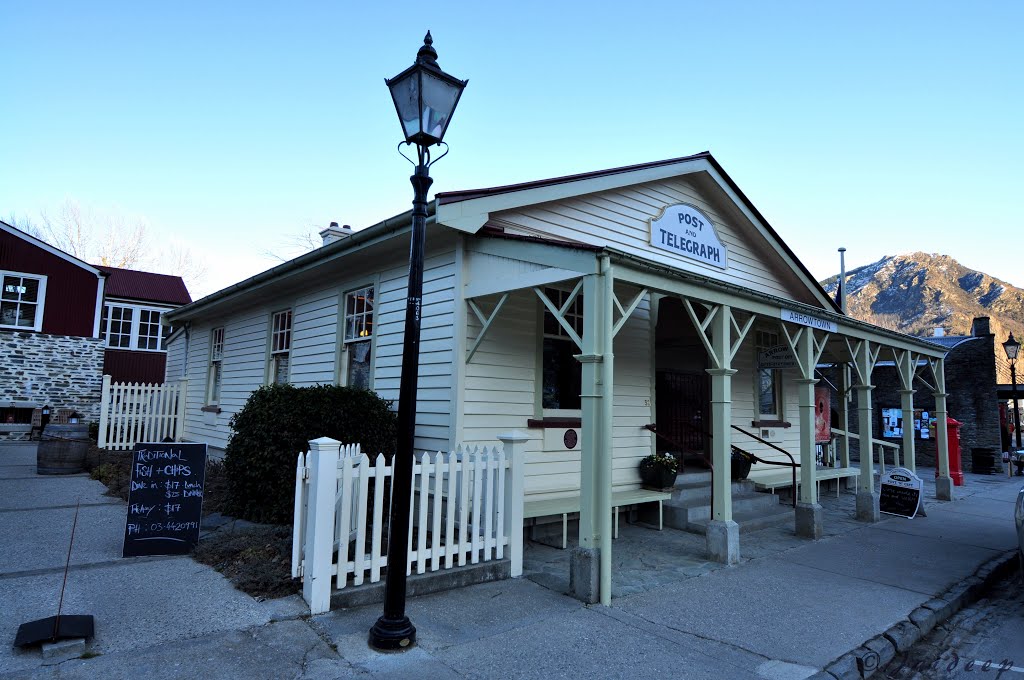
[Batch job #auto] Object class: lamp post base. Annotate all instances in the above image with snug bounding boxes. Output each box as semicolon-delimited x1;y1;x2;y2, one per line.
368;615;416;651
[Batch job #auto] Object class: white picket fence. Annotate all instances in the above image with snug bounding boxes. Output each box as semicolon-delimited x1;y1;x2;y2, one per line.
97;375;188;450
292;433;528;614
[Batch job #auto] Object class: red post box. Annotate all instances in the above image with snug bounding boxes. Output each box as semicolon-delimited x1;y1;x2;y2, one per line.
937;417;964;486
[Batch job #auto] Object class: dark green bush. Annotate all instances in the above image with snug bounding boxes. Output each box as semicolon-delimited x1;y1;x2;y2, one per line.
224;384;397;523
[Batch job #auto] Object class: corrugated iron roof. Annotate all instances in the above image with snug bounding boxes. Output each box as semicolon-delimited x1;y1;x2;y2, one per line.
97;265;191;305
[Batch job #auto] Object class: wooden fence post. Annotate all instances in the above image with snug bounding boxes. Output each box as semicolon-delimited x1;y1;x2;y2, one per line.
303;437;341;615
98;374;111;449
175;378;188;441
498;431;529;578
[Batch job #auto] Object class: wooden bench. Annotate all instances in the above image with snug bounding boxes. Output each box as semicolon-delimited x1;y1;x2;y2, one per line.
523;488;673;549
752;466;861;498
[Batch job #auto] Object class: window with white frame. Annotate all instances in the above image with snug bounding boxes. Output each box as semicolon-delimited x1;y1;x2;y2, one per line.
755;329;783;420
1;272;46;331
541;287;583;412
207;327;225;406
269;309;292;385
100;304;168;351
343;286;374;389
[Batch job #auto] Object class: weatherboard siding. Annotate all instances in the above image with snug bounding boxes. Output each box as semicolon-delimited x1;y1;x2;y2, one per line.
372;251;457;453
459;277;655;501
488;177;816;304
164;333;186;381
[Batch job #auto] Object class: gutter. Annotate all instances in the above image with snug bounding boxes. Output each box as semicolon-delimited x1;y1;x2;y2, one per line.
604;247;948;355
166;207;434;322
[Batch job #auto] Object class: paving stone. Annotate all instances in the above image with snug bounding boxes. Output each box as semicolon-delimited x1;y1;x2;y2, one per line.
883;620;922;653
861;635;896;676
824;652;860;680
909;606;938;636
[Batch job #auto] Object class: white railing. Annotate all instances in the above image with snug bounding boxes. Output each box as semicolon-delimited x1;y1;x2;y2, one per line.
292;432;528;615
97;375;188;450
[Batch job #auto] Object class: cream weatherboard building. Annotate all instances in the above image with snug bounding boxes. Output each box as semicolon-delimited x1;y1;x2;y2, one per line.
164;152;952;605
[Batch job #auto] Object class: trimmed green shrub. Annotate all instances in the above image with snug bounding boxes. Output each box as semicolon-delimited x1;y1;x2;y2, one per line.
224;384;397;523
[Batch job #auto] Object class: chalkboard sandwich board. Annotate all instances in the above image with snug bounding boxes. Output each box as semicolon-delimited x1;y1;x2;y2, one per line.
879;467;923;519
123;442;208;558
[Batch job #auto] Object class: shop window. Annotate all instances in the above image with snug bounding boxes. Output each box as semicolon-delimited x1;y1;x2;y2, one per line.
269;309;292;385
542;287;583;411
1;272;46;331
343;286;374;389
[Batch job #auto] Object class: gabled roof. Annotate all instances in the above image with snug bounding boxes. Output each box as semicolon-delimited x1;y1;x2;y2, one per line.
97;265;191;306
0;219;104;276
435;151;841;314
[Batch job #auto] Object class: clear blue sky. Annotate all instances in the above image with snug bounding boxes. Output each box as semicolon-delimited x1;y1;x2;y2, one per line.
3;1;1021;297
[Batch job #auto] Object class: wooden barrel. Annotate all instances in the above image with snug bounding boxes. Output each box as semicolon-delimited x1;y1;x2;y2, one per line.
37;423;91;475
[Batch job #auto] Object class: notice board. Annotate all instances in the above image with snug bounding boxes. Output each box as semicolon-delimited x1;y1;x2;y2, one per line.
123;442;208;558
879;467;923;519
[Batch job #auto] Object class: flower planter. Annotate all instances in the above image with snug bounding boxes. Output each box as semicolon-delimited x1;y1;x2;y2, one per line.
731;451;752;482
639;462;677;491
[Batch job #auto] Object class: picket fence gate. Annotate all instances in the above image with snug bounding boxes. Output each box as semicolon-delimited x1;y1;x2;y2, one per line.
97;375;188;450
292;433;528;614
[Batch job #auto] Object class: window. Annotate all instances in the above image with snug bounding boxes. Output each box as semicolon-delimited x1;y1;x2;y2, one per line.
756;329;782;419
207;327;225;406
269;309;292;385
343;286;374;389
1;272;45;331
100;304;167;351
542;287;583;411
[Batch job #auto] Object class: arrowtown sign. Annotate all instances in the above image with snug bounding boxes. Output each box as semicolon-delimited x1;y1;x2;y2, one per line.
649;203;727;269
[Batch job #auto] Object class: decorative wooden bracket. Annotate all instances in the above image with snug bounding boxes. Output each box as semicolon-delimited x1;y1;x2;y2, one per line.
465;293;509;364
534;280;584;350
893;349;923;391
612;288;648;338
683;300;754;370
781;324;830;381
844;338;880;386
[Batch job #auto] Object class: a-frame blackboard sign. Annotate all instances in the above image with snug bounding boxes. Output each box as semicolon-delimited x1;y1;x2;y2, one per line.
122;442;208;558
879;467;924;519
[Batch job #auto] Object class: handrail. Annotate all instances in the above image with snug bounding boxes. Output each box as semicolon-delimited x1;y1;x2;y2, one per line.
730;426;798;508
829;427;901;471
644;423;713;512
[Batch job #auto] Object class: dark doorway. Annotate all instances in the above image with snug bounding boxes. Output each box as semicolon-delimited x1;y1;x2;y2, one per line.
654;297;710;469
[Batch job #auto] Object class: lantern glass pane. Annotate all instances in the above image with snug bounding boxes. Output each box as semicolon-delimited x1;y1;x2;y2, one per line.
420;70;460;141
389;73;421;141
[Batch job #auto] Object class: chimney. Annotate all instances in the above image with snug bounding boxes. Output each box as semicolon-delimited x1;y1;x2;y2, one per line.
319;222;353;247
971;317;991;337
933;327;945;338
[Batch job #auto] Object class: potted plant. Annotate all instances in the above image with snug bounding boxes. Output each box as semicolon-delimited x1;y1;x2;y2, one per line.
639;452;679;490
731;449;753;481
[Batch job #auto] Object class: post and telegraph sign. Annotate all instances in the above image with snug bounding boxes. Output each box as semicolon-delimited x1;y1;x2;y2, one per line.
649;204;727;269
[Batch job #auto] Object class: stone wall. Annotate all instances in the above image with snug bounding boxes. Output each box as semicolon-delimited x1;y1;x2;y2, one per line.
0;331;104;438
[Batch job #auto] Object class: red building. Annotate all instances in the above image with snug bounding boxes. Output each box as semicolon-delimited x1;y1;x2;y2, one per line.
97;265;191;383
0;220;189;438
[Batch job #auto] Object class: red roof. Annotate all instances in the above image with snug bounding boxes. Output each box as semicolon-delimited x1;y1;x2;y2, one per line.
97;266;191;305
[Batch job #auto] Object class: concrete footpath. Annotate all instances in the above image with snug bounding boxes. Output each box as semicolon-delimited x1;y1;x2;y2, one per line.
1;441;1020;680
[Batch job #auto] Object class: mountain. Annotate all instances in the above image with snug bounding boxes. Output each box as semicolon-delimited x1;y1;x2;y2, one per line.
819;252;1024;383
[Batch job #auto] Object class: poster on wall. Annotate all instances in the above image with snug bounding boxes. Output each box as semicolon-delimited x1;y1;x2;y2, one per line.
814;387;831;443
881;407;903;438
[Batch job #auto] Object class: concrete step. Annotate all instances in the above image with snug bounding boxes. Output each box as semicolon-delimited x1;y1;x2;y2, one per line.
675;470;712;485
664;491;780;527
672;479;756;503
684;504;793;535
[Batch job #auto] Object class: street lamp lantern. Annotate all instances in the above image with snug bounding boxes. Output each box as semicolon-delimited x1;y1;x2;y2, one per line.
1003;333;1020;361
1004;333;1022;454
386;32;468;148
369;31;466;653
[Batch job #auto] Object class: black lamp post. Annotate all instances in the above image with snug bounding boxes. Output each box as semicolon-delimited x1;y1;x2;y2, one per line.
368;31;467;652
1003;333;1021;451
